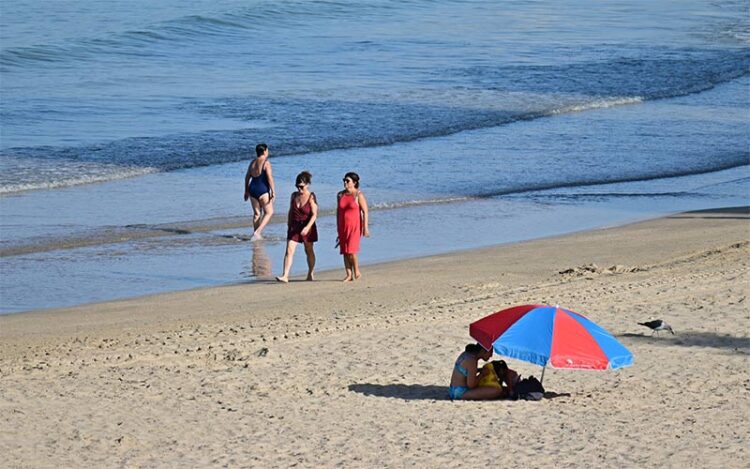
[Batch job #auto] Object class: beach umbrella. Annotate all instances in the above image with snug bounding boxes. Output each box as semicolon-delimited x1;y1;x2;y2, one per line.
469;304;633;383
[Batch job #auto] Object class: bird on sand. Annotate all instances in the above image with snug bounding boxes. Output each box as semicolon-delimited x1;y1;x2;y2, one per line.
638;319;674;335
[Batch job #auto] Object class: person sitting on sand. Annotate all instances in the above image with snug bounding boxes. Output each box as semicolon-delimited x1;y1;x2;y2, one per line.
448;343;496;400
477;359;520;399
476;361;504;399
495;359;521;398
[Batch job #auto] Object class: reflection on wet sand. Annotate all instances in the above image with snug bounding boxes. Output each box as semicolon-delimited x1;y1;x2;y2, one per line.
250;242;273;279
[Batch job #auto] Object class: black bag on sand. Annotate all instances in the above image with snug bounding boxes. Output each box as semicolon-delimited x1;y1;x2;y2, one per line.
513;375;545;401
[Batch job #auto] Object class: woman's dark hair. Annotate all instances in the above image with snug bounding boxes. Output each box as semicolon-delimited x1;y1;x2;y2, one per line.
491;360;508;375
344;171;360;189
296;171;312;186
465;343;483;354
255;143;268;157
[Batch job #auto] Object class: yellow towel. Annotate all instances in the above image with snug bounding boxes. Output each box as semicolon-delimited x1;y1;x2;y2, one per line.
478;363;502;389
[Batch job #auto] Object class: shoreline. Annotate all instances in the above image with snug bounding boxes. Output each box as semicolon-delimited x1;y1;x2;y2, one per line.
0;196;473;258
2;206;747;338
1;206;748;467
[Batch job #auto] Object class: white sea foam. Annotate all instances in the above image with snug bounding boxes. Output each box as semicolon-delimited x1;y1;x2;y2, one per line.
0;157;157;194
550;97;644;115
369;197;472;211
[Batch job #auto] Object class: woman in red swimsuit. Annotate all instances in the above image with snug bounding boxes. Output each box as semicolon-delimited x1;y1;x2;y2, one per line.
276;171;319;283
336;172;369;282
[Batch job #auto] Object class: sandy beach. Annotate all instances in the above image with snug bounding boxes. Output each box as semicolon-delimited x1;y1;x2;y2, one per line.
1;207;748;467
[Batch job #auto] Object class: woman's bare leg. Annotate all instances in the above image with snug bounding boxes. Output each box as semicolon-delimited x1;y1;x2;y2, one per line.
252;193;274;239
461;387;503;401
342;254;353;282
304;242;316;281
250;197;262;232
276;240;298;283
352;253;361;280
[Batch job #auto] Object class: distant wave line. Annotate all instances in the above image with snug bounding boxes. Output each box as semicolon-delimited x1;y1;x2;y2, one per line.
0;167;158;195
3;72;747;196
469;160;750;199
0;1;406;68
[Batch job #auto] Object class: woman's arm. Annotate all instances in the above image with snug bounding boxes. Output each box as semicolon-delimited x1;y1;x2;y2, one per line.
465;359;480;389
358;191;369;237
302;193;318;236
266;162;276;199
335;192;342;246
243;165;252;201
287;194;294;227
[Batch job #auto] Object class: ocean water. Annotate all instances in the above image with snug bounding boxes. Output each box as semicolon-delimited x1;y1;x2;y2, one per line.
0;0;748;313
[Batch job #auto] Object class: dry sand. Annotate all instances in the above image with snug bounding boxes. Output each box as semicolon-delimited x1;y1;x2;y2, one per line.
1;207;749;468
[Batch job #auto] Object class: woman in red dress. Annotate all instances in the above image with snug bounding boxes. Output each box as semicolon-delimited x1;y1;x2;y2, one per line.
276;171;318;283
337;172;369;282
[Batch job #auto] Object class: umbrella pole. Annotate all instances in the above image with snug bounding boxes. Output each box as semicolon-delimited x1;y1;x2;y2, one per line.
540;365;546;386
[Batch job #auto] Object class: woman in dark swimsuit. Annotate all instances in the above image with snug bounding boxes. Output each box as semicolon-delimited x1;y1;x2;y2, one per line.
276;171;318;283
243;143;276;241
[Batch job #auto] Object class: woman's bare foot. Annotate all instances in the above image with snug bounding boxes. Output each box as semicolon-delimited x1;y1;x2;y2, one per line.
306;273;315;281
353;272;361;280
251;232;264;241
342;276;353;282
275;276;288;283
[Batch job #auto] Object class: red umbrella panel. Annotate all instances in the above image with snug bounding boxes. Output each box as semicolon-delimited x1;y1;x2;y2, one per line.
469;304;633;370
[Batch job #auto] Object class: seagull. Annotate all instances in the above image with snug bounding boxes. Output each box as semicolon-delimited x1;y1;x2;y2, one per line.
638;319;675;336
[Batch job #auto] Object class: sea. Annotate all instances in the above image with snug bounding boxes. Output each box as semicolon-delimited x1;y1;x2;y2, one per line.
1;0;748;313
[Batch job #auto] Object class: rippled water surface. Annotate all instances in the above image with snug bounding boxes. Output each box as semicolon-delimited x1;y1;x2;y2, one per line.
0;0;748;312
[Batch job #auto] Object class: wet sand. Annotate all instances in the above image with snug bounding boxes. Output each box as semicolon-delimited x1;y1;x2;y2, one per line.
1;207;748;467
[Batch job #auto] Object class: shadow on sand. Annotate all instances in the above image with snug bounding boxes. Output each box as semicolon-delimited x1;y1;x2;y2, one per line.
348;384;572;401
619;331;750;352
348;383;448;400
